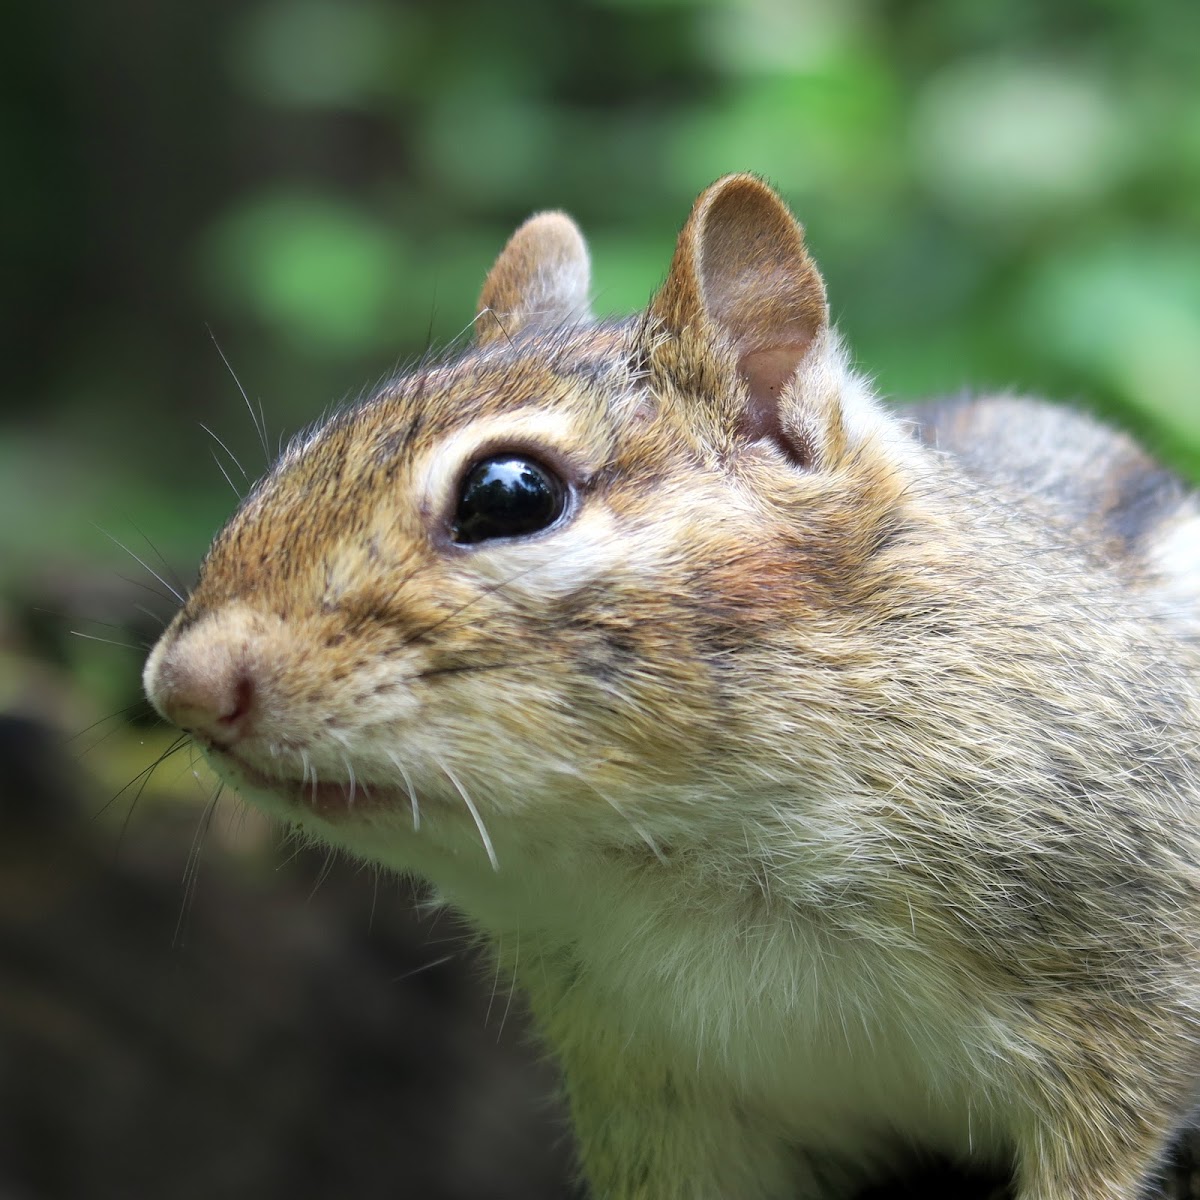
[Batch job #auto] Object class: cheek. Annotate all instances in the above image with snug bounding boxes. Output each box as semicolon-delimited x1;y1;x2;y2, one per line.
460;505;622;604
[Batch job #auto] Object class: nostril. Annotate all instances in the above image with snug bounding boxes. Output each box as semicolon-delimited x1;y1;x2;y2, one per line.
151;651;261;748
220;673;255;731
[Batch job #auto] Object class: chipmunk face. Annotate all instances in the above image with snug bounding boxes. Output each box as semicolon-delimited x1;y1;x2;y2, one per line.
143;176;912;867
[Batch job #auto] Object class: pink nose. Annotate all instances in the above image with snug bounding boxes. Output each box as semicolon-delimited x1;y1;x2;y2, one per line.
149;639;258;747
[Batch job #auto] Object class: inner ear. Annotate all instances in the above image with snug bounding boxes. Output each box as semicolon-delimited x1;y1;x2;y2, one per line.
475;211;593;348
737;349;814;467
650;175;829;466
696;178;827;459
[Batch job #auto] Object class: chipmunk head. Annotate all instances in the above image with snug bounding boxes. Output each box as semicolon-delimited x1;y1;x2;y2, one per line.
143;175;915;868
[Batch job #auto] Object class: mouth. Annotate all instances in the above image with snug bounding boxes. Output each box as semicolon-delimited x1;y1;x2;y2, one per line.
210;749;408;820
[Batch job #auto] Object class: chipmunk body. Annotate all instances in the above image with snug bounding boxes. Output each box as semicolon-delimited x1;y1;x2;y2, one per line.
144;176;1200;1198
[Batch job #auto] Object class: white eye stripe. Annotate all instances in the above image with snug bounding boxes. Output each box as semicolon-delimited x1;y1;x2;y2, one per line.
416;410;591;523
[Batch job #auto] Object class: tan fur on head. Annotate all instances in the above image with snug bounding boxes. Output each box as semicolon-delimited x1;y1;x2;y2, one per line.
145;178;1200;1200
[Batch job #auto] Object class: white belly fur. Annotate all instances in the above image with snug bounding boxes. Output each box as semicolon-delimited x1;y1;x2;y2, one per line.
352;825;1018;1176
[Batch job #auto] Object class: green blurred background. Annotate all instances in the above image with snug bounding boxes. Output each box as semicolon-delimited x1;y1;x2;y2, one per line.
2;2;1200;1195
6;0;1200;760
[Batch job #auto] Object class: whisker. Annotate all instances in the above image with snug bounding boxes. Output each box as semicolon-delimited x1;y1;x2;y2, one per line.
40;610;140;637
475;305;515;349
94;733;191;820
209;448;243;500
485;933;504;1028
69;629;150;652
423;290;440;359
447;306;486;349
498;923;519;1042
198;420;250;482
94;525;185;605
438;759;498;871
308;847;337;902
345;660;564;735
227;793;252;841
581;777;669;866
75;720;133;759
275;837;308;872
401;550;585;650
174;783;223;948
133;602;169;630
389;954;457;986
386;751;421;831
115;733;197;857
124;516;189;601
297;744;323;806
116;571;181;608
208;327;270;464
68;702;145;745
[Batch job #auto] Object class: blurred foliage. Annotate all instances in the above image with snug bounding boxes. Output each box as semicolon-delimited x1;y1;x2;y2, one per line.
2;0;1199;731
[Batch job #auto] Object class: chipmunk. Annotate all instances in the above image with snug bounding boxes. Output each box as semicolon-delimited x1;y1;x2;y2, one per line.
143;174;1200;1199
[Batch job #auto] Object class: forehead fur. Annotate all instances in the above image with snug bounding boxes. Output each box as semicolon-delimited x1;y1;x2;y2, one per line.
190;319;661;606
309;319;640;462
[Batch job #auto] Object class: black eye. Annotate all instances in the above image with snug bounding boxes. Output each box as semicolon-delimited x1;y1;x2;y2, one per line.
451;455;568;545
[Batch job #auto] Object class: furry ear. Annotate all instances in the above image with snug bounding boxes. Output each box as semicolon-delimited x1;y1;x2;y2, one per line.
649;174;829;463
475;212;593;347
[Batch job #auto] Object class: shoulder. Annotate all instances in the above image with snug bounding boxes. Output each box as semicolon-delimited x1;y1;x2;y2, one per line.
905;394;1199;618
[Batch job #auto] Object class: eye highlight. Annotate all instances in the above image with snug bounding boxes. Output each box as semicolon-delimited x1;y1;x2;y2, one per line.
451;455;569;545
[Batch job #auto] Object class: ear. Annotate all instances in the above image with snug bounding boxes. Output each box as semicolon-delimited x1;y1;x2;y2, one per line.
475;212;593;347
649;174;829;463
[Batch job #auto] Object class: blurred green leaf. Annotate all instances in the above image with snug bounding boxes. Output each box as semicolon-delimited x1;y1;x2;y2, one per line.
670;58;900;199
912;57;1130;222
227;0;415;108
199;192;407;351
1019;237;1200;444
700;0;866;75
420;81;561;203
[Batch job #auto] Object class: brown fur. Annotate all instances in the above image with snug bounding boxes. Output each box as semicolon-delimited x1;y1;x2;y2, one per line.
145;175;1200;1199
